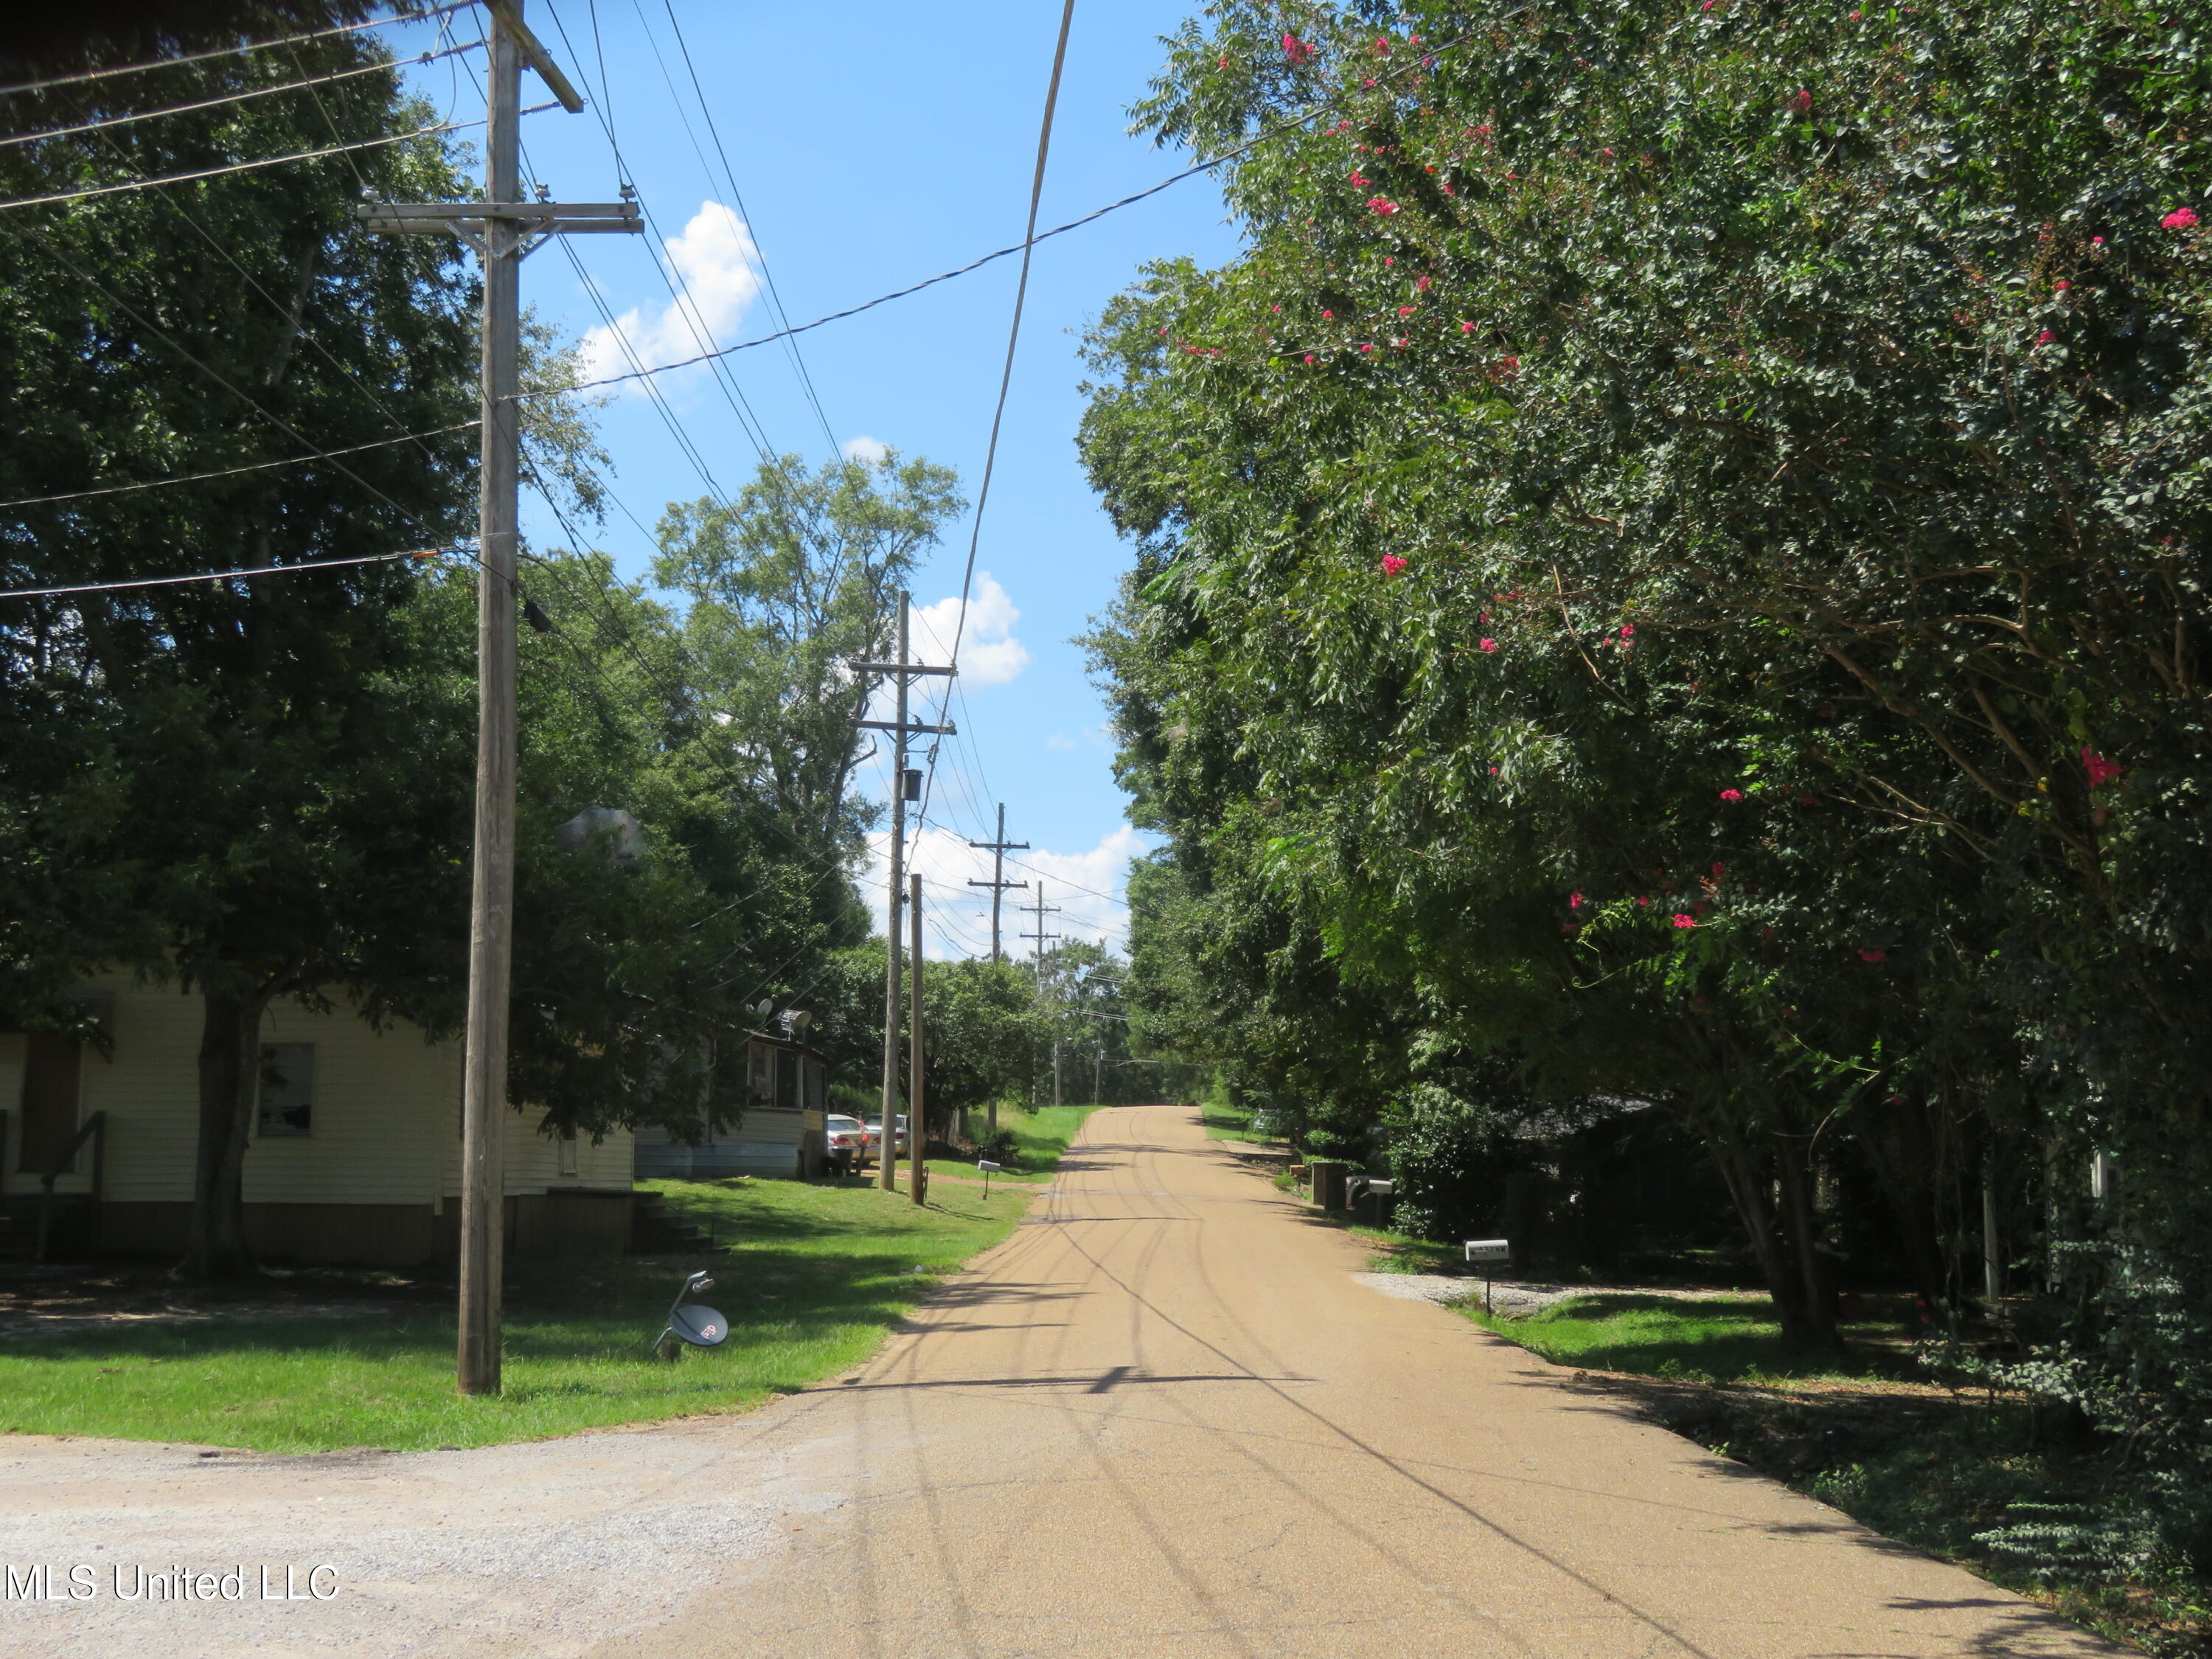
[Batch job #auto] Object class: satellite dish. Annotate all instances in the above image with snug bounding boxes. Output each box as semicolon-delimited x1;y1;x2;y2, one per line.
754;998;773;1019
789;1010;813;1034
668;1304;728;1347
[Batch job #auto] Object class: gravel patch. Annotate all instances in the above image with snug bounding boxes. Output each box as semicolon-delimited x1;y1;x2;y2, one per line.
1352;1275;1756;1317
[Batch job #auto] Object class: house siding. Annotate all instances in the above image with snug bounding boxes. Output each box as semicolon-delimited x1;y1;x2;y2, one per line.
4;976;633;1265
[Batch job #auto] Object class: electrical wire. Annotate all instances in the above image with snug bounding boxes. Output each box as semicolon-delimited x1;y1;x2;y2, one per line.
0;544;450;599
0;9;461;97
0;421;481;511
0;39;484;150
0;111;558;212
650;0;838;454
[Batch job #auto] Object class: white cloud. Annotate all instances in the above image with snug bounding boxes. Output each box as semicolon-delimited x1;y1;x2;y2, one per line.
842;434;888;464
910;572;1029;686
579;201;760;391
859;822;1144;959
1047;732;1077;751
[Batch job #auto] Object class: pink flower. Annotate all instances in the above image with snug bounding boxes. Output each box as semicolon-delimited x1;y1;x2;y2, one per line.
2092;235;2106;247
1158;327;1169;335
2055;279;2071;291
1217;52;1229;69
1416;275;1431;291
1360;342;1376;353
1383;256;1395;266
2037;330;2055;344
1282;32;1314;65
1489;765;1500;774
1620;624;1635;640
1569;891;1585;908
1399;305;1416;316
1373;35;1391;55
1479;638;1498;653
1719;788;1745;801
1857;947;1887;963
1350;172;1371;187
1303;353;1316;364
1672;914;1697;929
1380;554;1408;577
2081;748;2123;788
2163;207;2199;230
1368;197;1401;216
1322;309;1335;319
1460;321;1474;333
1790;88;1812;114
1637;896;1651;908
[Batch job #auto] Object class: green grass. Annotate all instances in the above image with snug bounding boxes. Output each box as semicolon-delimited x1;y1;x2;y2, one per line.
1467;1293;1893;1382
0;1175;1034;1453
1200;1100;1270;1141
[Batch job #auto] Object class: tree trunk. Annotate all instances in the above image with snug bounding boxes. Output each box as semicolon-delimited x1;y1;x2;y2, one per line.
1773;1134;1842;1349
1711;1137;1835;1347
175;984;267;1282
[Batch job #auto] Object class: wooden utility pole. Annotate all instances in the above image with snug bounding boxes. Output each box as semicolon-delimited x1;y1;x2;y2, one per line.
849;596;953;1197
966;802;1029;963
358;1;636;1397
1026;883;1061;1112
909;872;927;1206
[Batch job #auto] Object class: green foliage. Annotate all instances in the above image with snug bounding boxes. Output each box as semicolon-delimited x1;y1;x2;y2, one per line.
1079;0;2212;1575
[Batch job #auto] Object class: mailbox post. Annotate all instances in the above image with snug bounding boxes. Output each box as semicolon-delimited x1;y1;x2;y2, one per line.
1464;1238;1510;1314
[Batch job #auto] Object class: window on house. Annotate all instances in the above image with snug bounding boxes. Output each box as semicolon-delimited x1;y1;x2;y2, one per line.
774;1047;799;1111
557;1133;579;1176
257;1043;314;1138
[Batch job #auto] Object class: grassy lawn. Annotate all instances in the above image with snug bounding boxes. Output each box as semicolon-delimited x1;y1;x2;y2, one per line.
0;1175;1032;1453
1200;1100;1273;1141
1467;1293;1894;1382
925;1102;1099;1181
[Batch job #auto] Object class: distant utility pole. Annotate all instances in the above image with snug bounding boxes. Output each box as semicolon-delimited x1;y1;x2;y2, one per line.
849;594;954;1196
1026;883;1062;1110
909;872;927;1207
966;802;1029;962
358;0;639;1399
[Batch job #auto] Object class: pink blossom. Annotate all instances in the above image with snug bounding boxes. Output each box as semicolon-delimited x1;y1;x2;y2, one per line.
1479;638;1498;653
1620;624;1635;640
1373;35;1391;55
1399;305;1416;316
1489;765;1500;774
1350;171;1371;187
1637;896;1651;908
1569;891;1585;908
2092;235;2106;247
1303;353;1316;364
1380;554;1408;577
2081;748;2123;788
1360;342;1376;353
1282;32;1314;65
1322;309;1334;319
1790;88;1812;114
1672;914;1697;929
1857;947;1887;963
1158;327;1169;335
2163;206;2199;230
1383;256;1394;266
1460;321;1475;333
1416;275;1431;291
2055;279;2071;291
2037;330;2055;344
1217;52;1229;69
1719;787;1745;801
1368;196;1401;216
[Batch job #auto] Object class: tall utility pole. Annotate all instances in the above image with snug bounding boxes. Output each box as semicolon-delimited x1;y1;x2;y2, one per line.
358;1;637;1398
1026;883;1061;1112
966;803;1029;963
909;872;927;1207
849;594;953;1197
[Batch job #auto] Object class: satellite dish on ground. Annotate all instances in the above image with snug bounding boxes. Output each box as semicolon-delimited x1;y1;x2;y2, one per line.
668;1304;728;1347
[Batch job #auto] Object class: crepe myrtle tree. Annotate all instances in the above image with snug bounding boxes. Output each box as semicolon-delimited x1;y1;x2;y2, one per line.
1083;0;2212;1363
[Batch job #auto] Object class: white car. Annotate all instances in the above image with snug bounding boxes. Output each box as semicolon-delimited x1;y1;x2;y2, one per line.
824;1113;868;1174
866;1115;910;1157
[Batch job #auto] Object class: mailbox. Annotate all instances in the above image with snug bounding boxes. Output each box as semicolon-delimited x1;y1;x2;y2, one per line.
1464;1238;1509;1264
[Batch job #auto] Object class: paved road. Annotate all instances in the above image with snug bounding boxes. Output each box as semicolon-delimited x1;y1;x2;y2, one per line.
0;1105;2113;1657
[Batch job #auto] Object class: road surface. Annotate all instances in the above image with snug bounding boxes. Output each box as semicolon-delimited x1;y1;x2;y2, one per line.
0;1103;2113;1657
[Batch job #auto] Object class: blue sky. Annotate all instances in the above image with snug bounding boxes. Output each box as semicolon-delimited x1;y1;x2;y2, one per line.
388;1;1239;957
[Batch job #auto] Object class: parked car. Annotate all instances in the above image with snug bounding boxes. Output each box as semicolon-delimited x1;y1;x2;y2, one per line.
824;1113;868;1175
865;1115;910;1158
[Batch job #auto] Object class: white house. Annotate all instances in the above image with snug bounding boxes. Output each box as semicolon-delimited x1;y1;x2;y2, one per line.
0;973;634;1265
630;1028;830;1179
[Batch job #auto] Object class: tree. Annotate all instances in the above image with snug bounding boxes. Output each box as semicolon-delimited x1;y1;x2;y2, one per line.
653;451;967;848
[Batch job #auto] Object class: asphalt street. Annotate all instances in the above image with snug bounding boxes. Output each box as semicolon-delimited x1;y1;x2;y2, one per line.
0;1102;2116;1657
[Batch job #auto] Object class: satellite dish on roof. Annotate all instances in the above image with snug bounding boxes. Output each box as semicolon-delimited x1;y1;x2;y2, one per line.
668;1304;728;1347
754;998;773;1020
788;1010;813;1034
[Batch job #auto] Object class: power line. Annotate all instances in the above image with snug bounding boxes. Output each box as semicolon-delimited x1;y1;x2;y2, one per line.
0;9;461;97
0;39;484;150
0;110;570;212
650;0;838;456
0;544;449;600
0;420;480;511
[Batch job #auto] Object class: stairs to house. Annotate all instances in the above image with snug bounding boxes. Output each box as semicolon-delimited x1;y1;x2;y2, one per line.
629;1192;714;1256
